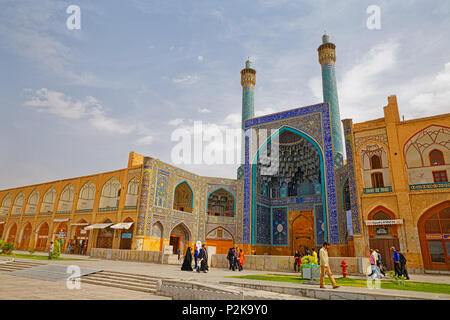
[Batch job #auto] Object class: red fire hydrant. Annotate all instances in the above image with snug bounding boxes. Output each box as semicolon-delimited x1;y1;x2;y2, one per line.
341;260;348;278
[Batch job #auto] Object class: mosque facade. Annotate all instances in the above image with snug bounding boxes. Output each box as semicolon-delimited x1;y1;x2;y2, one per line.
0;35;449;272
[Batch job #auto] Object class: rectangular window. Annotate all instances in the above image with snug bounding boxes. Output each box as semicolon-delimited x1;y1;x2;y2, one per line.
433;171;448;183
428;241;445;263
371;172;384;188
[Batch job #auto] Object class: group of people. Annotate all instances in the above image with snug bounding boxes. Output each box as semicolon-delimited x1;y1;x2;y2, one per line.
294;247;318;272
67;240;88;255
392;246;410;280
368;247;409;280
181;244;209;273
226;247;245;271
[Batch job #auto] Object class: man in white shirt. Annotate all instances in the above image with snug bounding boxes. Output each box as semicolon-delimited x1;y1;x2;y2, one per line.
319;242;339;289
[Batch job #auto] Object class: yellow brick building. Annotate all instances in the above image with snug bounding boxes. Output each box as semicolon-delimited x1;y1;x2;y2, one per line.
0;152;242;256
343;95;450;272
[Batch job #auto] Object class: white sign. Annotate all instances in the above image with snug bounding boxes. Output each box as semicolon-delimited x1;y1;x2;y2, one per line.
365;219;403;226
196;241;202;249
54;218;69;222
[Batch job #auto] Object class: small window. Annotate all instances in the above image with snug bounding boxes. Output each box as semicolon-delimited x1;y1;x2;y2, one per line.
429;150;444;166
433;171;448;183
370;155;382;169
371;172;384;188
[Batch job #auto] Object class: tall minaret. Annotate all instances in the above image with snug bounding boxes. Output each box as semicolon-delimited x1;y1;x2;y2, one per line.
318;33;344;167
238;59;256;179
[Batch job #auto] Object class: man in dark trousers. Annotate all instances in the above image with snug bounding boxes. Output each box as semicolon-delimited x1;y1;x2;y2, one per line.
398;250;410;280
391;247;402;277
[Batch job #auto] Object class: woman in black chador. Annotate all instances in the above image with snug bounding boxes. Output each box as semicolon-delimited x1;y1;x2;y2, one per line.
181;247;193;271
199;244;209;273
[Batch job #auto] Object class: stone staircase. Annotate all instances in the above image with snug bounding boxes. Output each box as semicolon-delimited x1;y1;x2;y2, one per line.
0;259;45;272
80;270;161;294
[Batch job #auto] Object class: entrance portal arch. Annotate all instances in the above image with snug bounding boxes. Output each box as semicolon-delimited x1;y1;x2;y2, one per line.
418;201;450;271
169;223;191;255
251;126;328;247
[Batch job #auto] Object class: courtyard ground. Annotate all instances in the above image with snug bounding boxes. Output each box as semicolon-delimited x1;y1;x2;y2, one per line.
1;251;449;300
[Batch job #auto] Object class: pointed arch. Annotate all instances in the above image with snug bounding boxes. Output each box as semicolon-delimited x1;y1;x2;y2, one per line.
24;189;40;216
169;222;191;254
18;222;33;250
99;177;121;210
207;187;235;217
41;187;56;214
417;201;450;270
251;126;327;246
5;222;17;243
11;191;25;216
0;193;12;217
57;184;75;213
206;226;235;254
124;177;140;208
119;217;135;249
206;226;234;241
76;181;96;211
95;218;114;249
173;181;194;213
35;221;50;251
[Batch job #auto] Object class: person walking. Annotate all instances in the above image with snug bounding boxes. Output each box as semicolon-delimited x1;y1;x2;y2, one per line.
369;249;381;279
48;241;54;260
319;242;339;289
391;247;401;277
199;244;209;273
194;246;200;272
398;250;410;280
294;250;301;272
227;248;235;270
238;249;245;271
181;247;193;271
233;247;240;271
375;249;385;276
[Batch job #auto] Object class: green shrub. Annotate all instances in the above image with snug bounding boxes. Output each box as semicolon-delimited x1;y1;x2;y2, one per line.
29;248;35;255
1;242;14;255
52;241;61;258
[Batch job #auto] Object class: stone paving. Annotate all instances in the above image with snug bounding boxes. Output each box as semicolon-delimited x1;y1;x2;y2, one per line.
0;273;170;300
1;254;449;300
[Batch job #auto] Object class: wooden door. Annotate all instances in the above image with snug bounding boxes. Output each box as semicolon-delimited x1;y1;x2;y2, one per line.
170;235;180;254
291;211;315;255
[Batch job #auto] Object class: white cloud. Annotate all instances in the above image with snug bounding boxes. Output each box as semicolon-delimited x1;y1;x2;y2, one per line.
198;55;204;62
223;113;241;126
172;75;200;85
307;40;400;122
168;118;184;126
198;108;211;113
399;62;450;118
135;135;154;145
24;88;134;134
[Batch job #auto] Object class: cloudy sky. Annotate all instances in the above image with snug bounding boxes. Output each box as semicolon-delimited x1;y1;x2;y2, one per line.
0;0;449;189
